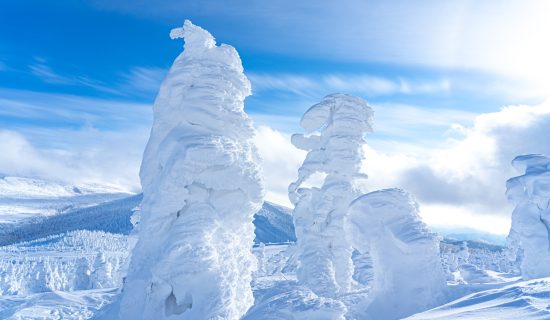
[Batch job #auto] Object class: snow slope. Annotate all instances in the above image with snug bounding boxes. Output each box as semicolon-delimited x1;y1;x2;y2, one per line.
407;278;550;319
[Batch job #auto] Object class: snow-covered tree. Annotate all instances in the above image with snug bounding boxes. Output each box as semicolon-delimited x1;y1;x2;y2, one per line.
288;93;373;297
506;154;550;280
91;253;113;289
119;20;264;319
346;188;446;319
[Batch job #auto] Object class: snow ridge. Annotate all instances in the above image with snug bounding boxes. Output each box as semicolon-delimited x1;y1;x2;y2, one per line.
119;20;264;320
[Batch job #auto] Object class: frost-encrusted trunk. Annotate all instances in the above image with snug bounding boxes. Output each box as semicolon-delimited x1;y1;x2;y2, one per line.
506;154;550;280
346;189;446;320
288;93;373;297
119;20;264;320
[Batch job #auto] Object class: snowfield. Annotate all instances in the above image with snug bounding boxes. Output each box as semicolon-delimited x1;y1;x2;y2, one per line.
0;177;543;320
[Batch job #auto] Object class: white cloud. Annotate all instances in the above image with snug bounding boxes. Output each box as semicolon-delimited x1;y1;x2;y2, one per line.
251;101;550;235
253;126;305;206
0;89;152;192
395;102;550;234
0;129;145;192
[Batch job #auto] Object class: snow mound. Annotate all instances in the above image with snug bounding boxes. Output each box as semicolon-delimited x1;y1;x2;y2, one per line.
120;20;264;320
407;278;550;320
0;288;118;320
506;154;550;280
347;188;447;319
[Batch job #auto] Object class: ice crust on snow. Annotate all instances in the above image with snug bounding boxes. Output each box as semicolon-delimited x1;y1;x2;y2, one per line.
119;20;264;320
288;93;373;298
347;188;447;319
506;154;550;280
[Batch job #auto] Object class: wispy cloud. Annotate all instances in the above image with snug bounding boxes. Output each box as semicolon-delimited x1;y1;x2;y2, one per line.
91;0;550;89
27;57;166;99
118;66;167;98
29;60;121;95
249;73;451;98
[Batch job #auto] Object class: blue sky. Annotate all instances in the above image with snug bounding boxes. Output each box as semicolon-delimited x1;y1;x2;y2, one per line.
1;0;550;234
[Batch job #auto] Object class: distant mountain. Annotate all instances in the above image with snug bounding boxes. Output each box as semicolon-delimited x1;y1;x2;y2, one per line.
0;177;296;246
432;226;507;245
253;201;296;245
0;176;130;198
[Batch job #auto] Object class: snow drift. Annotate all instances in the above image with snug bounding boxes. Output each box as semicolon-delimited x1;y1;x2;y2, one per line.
288;93;373;297
506;154;550;280
119;20;264;320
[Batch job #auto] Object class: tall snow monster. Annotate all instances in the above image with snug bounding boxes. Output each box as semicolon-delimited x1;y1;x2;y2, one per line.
288;93;374;297
506;154;550;280
119;20;264;320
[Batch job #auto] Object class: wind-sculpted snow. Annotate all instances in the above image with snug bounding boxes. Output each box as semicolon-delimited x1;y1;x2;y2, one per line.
347;188;447;320
506;154;550;280
289;93;373;298
407;278;550;320
119;20;264;320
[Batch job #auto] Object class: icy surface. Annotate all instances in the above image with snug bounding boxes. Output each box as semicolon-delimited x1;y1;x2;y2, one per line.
347;188;447;319
119;20;264;320
506;154;550;280
288;93;373;297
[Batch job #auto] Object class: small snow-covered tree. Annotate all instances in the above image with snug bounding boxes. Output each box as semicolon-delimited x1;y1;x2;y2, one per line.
346;188;446;319
119;20;264;319
506;154;550;280
288;93;373;297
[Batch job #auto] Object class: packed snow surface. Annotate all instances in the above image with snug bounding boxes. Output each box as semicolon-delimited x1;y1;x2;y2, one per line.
119;20;264;320
506;154;550;280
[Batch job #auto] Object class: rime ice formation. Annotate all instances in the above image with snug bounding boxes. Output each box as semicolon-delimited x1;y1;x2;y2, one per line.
347;189;446;320
506;154;550;280
119;20;264;320
288;93;373;297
